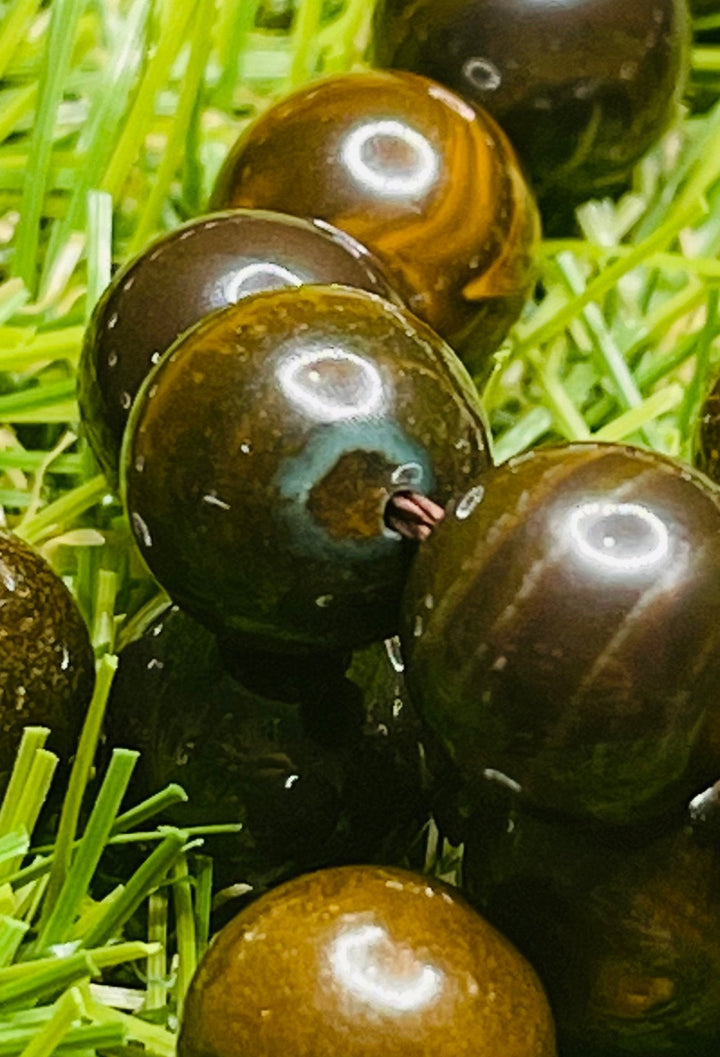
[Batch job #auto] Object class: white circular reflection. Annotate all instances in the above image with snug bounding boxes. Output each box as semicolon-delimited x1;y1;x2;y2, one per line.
223;261;303;302
276;347;385;421
568;501;669;572
328;923;442;1014
341;120;439;198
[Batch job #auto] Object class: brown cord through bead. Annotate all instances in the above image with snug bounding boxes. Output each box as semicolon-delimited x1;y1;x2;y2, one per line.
385;490;445;541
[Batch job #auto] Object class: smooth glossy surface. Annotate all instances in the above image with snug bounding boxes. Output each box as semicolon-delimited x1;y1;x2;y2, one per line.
178;865;557;1057
374;0;690;205
210;71;539;374
104;608;429;889
401;443;720;824
0;532;94;782
464;805;720;1056
122;284;491;650
78;209;398;482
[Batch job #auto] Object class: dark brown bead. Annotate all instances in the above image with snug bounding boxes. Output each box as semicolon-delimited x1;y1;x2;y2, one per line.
78;209;398;483
104;607;429;890
178;865;557;1057
464;805;720;1056
374;0;690;206
122;284;491;650
401;442;720;824
0;532;94;780
210;70;539;376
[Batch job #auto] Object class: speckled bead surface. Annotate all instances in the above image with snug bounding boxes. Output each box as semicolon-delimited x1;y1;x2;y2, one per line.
210;70;540;374
178;865;557;1057
78;209;398;483
374;0;690;204
122;284;491;650
400;442;720;824
0;532;94;781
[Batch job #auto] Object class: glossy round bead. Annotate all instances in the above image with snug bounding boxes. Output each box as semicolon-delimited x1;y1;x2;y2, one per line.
401;442;720;824
464;805;720;1056
122;284;491;650
374;0;690;205
178;865;557;1057
104;607;429;889
209;70;540;375
78;209;398;483
0;532;94;778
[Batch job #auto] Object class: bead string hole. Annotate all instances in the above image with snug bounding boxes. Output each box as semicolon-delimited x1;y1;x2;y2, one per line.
384;491;445;541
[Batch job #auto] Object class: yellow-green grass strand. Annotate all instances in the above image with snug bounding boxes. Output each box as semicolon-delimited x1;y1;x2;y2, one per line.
111;784;188;835
0;917;28;969
0;332;84;374
66;886;122;943
693;46;720;72
0;941;159;985
114;590;171;652
678;288;719;451
80;828;188;949
99;0;196;202
17;430;77;529
6;824;240;890
2;1017;125;1057
127;0;214;255
635;329;708;394
0;955;94;1011
38;654;117;924
592;385;685;444
170;856;196;1019
193;854;213;959
14;475;110;547
10;986;83;1057
0;378;76;416
526;344;593;442
214;0;263;110
0;0;43;82
0;830;29;867
694;13;720;31
35;749;139;953
633;101;720;243
542;238;720;282
492;407;554;465
621;281;711;369
39;1;151;297
288;0;324;87
318;0;374;72
79;987;175;1057
0;729;49;837
554;252;651;413
514;119;720;356
11;0;88;292
0;402;79;425
0;491;33;509
0;280;29;324
0;451;83;474
0;751;56;880
145;889;168;1012
90;567;118;654
84;190;113;319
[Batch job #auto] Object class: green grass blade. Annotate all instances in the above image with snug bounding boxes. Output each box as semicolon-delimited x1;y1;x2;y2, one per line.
12;0;88;292
35;749;138;952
